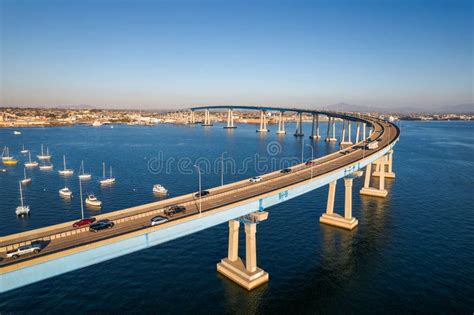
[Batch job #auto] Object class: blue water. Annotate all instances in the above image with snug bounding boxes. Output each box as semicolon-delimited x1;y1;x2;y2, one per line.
0;121;473;313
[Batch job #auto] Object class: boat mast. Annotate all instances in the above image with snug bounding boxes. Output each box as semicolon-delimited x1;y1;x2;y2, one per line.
110;166;112;178
79;178;84;219
81;160;84;175
19;181;24;207
24;168;27;179
28;151;32;163
63;155;66;170
102;162;105;179
41;144;44;155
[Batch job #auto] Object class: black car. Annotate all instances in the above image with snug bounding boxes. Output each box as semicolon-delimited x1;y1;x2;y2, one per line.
280;168;291;174
164;205;186;216
89;219;114;232
194;190;210;197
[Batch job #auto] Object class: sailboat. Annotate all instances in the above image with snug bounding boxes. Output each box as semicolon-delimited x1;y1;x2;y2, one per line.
2;147;18;165
37;144;51;160
21;168;31;185
58;155;74;176
59;186;73;198
20;144;29;154
85;193;102;207
78;161;92;180
39;160;53;171
99;163;115;185
16;181;30;216
24;151;39;168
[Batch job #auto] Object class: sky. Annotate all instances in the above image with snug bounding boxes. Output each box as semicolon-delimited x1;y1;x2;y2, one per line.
0;0;472;110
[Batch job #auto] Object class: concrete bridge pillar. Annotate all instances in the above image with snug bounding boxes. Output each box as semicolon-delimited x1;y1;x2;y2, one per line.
373;150;396;179
325;117;331;142
202;109;213;126
217;213;269;290
310;114;320;140
341;120;353;146
329;117;337;142
355;122;360;142
256;110;269;132
294;112;304;137
276;111;286;134
360;156;388;197
190;110;195;124
363;123;367;140
320;178;358;230
224;109;236;129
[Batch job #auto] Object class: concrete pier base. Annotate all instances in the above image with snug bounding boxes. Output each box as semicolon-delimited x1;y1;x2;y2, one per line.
275;130;286;134
223;126;237;129
309;135;321;140
256;128;269;133
294;132;304;137
372;171;395;179
359;187;388;198
217;258;269;290
320;213;358;230
201;123;213;126
329;137;338;142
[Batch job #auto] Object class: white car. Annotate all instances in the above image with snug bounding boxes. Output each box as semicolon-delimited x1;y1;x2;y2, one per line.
249;176;262;183
150;215;169;226
6;244;41;259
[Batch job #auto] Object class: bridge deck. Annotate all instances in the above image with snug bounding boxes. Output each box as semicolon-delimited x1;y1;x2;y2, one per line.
0;116;398;273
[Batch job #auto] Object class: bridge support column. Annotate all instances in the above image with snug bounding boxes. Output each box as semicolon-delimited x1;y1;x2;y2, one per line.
373;150;395;179
294;112;304;137
320;178;358;230
217;214;269;290
202;109;213;126
340;120;353;146
363;123;367;140
325;117;331;142
310;114;320;140
329;118;337;142
360;156;388;197
355;122;360;142
190;110;196;124
256;110;269;132
224;109;236;129
276;111;286;134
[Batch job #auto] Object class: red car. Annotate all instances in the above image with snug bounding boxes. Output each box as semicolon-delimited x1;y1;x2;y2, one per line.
305;160;316;166
73;217;96;228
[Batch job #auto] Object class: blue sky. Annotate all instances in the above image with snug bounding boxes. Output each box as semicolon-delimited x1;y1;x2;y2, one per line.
1;0;472;109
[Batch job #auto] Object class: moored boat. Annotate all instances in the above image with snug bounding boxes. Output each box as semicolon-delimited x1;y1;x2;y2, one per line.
58;155;74;176
16;181;30;217
153;184;168;195
85;193;102;207
59;187;73;198
21;168;31;185
99;163;115;185
37;144;51;160
78;160;92;180
24;151;39;168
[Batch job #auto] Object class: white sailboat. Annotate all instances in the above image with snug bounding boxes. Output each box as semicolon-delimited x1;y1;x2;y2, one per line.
2;146;13;161
99;163;115;185
85;193;102;207
153;184;168;195
20;144;29;154
58;155;74;176
24;151;39;168
39;160;53;171
16;181;30;216
21;168;31;185
13;131;21;135
37;144;51;160
59;186;73;198
78;160;92;180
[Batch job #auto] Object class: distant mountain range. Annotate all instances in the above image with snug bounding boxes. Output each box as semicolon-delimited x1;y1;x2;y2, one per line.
315;102;474;114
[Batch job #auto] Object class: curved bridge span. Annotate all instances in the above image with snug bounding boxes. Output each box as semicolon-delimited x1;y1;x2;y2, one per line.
0;107;400;293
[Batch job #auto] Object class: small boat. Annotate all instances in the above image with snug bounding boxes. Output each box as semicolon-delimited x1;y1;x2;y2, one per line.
99;163;115;185
37;144;51;160
78;160;91;180
0;168;6;173
13;131;21;135
85;193;102;207
39;160;53;171
59;187;73;198
153;184;168;195
20;145;29;154
2;146;13;161
16;181;30;217
21;168;31;185
24;151;39;168
3;159;18;166
58;155;74;176
92;120;102;127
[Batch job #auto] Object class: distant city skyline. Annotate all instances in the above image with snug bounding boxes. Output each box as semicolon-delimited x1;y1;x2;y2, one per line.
1;0;472;109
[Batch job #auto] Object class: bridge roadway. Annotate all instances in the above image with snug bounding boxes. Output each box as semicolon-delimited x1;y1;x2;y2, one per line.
0;115;395;272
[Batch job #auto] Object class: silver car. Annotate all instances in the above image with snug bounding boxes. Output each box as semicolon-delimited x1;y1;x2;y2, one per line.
150;215;169;226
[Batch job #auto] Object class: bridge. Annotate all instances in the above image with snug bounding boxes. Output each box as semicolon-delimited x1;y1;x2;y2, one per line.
0;106;400;293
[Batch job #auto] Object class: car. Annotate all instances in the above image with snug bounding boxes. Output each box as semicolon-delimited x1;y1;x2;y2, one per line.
89;219;114;232
280;168;291;174
164;205;186;216
305;160;316;166
73;217;96;228
249;176;262;183
6;244;41;259
150;215;169;226
194;190;210;197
